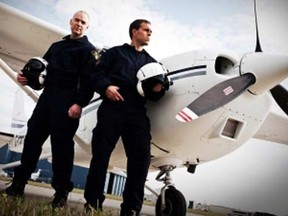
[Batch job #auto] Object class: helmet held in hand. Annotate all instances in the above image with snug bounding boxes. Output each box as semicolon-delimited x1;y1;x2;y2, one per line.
21;57;48;90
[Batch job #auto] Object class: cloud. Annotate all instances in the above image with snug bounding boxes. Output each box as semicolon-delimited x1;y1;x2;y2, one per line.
51;0;250;59
51;0;287;59
5;0;286;59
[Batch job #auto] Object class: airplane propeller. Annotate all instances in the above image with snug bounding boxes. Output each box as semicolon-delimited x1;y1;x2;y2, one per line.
270;85;288;115
175;73;255;122
253;0;288;116
176;0;288;122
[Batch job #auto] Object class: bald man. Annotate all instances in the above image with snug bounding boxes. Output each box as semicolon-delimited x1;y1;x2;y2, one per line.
3;10;96;208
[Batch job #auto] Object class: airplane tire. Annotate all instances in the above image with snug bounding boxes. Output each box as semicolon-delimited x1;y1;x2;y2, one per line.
155;186;187;216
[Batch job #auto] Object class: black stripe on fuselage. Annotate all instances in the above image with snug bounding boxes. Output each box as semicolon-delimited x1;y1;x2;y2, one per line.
82;65;207;116
0;131;14;138
168;65;206;81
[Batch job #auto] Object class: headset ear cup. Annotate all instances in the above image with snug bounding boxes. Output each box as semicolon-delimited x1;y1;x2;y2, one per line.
38;71;46;85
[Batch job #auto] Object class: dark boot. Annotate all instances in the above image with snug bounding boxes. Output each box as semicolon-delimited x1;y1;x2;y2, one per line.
50;181;73;209
4;178;27;197
51;190;69;208
84;202;103;215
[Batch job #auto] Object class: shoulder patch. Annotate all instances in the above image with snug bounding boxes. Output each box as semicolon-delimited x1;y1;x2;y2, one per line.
91;49;107;63
91;50;98;59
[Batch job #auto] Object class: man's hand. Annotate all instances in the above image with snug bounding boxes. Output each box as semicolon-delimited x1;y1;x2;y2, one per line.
105;85;124;101
17;71;27;85
152;83;164;92
68;104;82;119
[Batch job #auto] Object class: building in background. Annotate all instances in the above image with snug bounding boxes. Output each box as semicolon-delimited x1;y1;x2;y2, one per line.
0;143;127;197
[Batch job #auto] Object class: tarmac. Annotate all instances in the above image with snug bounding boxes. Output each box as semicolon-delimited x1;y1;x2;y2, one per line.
0;179;199;216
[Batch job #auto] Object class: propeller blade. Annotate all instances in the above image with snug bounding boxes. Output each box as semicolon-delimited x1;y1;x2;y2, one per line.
270;85;288;115
253;0;288;116
175;73;256;122
254;0;262;52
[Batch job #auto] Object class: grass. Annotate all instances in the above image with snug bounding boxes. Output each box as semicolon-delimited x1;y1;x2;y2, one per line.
0;177;120;216
0;177;224;216
0;193;119;216
0;193;225;216
0;194;226;216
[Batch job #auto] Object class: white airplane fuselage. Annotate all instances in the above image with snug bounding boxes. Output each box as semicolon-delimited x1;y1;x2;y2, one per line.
75;49;274;171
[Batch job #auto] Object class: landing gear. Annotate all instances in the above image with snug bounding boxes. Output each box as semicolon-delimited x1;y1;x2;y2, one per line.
155;166;186;216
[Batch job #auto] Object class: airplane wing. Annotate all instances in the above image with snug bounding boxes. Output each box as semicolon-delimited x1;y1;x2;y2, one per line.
253;107;288;145
0;132;14;148
0;2;67;72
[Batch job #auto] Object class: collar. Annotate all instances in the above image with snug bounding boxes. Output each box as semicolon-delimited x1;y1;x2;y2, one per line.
63;35;89;43
123;43;146;54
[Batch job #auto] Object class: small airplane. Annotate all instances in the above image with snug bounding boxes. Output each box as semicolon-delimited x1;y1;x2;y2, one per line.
0;1;287;215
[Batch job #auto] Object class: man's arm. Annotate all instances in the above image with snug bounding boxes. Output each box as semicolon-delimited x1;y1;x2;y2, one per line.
90;49;113;97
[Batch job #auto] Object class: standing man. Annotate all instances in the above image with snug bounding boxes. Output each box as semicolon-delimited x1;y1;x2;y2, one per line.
3;10;95;208
84;19;168;216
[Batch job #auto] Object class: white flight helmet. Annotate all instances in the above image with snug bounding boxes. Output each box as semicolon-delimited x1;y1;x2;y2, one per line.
136;62;171;101
21;57;48;90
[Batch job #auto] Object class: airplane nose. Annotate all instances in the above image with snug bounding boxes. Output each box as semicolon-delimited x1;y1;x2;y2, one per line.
240;52;288;95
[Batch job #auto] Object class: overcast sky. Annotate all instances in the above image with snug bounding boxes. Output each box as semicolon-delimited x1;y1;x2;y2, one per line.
0;0;288;215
